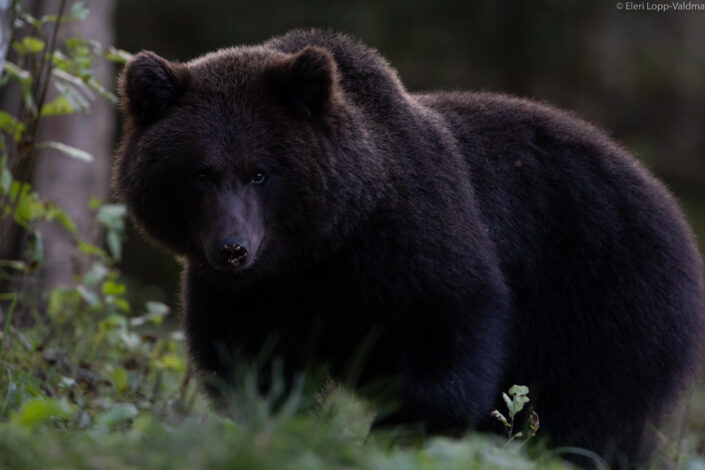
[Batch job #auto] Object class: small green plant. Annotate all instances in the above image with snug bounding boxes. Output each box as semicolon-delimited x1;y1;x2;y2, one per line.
0;0;194;436
491;384;540;444
0;0;132;280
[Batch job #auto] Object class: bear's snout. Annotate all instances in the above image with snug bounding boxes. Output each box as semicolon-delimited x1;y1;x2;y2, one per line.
217;236;249;268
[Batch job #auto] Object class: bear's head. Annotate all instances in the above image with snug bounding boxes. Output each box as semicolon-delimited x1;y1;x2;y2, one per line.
115;44;384;278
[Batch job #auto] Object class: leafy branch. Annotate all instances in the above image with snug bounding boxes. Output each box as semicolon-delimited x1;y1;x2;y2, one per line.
491;384;540;444
0;1;131;272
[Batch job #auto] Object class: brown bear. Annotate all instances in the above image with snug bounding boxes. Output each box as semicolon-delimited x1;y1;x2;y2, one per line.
115;29;704;467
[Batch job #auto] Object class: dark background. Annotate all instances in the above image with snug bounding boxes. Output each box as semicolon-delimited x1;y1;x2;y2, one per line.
113;0;705;309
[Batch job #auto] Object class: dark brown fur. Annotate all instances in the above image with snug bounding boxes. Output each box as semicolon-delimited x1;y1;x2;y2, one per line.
115;29;705;467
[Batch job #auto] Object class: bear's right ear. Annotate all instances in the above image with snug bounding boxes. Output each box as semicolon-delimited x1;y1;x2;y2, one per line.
119;51;190;127
263;45;342;118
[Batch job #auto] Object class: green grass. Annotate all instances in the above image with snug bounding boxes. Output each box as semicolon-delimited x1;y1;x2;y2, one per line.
0;388;573;470
0;300;576;470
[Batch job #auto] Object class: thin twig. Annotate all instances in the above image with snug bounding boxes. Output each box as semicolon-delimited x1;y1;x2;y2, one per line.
35;0;68;118
179;362;193;406
0;293;17;351
151;370;163;404
0;0;68;250
15;0;68;184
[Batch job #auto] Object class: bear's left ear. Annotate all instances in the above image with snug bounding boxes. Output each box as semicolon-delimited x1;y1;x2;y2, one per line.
118;51;191;127
264;45;341;118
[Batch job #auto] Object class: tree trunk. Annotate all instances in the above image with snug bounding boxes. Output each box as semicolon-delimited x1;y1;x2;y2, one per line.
33;0;115;288
0;0;13;77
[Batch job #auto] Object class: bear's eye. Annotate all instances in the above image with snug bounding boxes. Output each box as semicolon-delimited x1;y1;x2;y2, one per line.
196;169;212;183
252;169;267;185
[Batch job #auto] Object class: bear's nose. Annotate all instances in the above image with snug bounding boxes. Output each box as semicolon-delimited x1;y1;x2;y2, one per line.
218;236;249;267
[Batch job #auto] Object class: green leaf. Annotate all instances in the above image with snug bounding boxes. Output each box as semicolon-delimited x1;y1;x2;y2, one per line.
111;297;130;312
87;39;104;56
24;230;44;266
77;240;108;259
64;38;93;77
2;61;32;83
10;398;75;428
1;63;35;115
52;50;74;73
53;67;91;90
53;82;90;114
40;95;76;116
491;409;509;428
107;230;122;261
45;202;77;234
13;37;45;55
502;392;512;412
48;288;81;322
54;209;77;234
39;14;61;24
95;404;138;429
71;1;90;20
87;77;118;104
146;301;169;319
506;385;530;419
102;280;126;296
120;331;141;350
508;384;529;397
0;259;29;272
98;314;127;332
0;110;19;130
97;204;126;230
111;367;128;392
18;10;41;30
23;37;45;53
0;110;26;141
13;183;45;226
104;47;133;64
97;204;126;261
36;141;93;162
0;156;11;194
83;262;109;287
169;331;185;342
528;410;540;437
52;69;94;109
155;353;185;372
77;284;101;307
131;301;170;326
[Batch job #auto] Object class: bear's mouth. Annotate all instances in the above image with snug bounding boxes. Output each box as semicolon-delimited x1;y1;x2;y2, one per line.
227;258;243;268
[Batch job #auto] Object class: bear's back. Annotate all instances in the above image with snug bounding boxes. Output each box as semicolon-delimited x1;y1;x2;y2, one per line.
419;90;705;458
